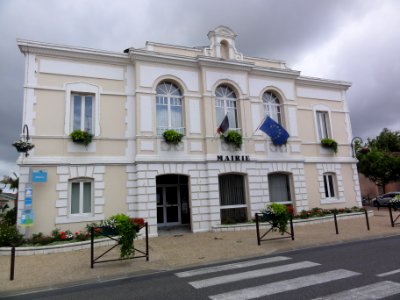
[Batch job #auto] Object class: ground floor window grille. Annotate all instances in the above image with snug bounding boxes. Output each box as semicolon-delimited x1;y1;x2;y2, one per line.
219;174;247;224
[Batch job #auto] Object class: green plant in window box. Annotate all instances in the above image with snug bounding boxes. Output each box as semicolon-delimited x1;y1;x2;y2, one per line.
162;129;184;145
320;138;338;153
261;203;290;235
69;130;93;146
222;130;242;150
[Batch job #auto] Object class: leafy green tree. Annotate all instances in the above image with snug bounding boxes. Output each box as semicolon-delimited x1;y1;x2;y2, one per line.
0;173;19;223
357;128;400;193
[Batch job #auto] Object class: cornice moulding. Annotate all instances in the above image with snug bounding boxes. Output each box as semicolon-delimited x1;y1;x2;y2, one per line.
297;76;352;89
17;39;130;65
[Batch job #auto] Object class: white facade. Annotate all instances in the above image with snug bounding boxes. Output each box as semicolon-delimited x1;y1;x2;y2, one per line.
16;26;360;236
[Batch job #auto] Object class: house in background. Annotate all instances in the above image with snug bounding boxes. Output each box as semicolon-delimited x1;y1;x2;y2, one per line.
16;26;360;236
0;193;16;212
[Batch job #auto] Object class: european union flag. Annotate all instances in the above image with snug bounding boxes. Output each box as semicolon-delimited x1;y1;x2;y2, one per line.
259;116;289;145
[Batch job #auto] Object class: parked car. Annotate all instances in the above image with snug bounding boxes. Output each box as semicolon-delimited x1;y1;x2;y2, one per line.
372;192;400;207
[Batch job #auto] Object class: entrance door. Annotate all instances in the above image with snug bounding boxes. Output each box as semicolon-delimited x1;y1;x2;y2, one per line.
157;185;181;226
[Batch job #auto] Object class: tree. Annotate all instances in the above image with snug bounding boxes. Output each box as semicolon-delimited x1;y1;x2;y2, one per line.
357;128;400;193
0;173;19;224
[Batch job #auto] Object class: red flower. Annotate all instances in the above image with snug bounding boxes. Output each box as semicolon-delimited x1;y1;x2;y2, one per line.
60;232;66;240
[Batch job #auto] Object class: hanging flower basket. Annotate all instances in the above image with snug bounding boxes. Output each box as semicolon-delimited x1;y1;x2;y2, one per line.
12;139;35;155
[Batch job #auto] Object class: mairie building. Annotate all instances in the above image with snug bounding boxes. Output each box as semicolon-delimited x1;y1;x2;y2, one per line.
16;26;360;236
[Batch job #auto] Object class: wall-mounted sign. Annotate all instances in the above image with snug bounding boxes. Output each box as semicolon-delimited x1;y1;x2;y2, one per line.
32;170;47;183
24;184;32;209
20;209;34;227
217;155;250;162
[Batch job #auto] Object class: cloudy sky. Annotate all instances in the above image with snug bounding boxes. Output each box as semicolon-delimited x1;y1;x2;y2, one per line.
0;0;399;179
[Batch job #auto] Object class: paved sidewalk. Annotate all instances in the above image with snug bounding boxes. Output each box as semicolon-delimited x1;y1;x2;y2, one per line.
1;208;399;296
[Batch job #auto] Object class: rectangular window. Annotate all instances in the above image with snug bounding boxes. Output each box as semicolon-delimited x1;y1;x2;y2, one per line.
70;180;92;215
323;174;336;198
72;94;94;133
316;111;330;140
219;174;247;224
268;174;292;203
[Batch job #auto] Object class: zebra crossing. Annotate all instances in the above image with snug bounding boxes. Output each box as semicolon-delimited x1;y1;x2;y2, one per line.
174;255;400;299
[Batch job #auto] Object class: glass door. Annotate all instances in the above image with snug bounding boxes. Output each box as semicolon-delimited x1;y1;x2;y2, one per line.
157;185;181;226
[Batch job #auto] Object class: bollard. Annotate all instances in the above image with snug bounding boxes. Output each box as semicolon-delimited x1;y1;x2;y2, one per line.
389;205;395;227
90;227;94;268
255;213;261;245
364;209;370;230
333;212;339;234
10;246;15;280
145;222;149;261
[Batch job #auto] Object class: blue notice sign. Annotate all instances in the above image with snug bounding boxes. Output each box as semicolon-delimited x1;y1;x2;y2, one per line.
32;170;47;183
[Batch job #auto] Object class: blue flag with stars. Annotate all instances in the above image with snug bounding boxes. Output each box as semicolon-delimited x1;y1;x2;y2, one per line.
259;116;289;145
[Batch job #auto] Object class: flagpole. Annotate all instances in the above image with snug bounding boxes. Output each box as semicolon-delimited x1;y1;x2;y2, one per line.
252;114;268;136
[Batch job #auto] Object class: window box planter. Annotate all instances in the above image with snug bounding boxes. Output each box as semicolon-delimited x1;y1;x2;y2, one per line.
222;130;242;150
70;130;93;146
162;129;184;145
320;138;338;153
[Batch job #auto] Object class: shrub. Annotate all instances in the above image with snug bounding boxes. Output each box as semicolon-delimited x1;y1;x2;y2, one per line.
0;207;17;225
0;224;24;247
162;129;184;145
69;130;93;146
30;233;54;245
74;231;90;241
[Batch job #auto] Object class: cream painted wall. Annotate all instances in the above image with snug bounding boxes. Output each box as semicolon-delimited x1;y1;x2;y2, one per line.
34;90;65;135
341;164;359;207
103;166;128;216
303;164;320;209
30;167;58;235
100;95;127;138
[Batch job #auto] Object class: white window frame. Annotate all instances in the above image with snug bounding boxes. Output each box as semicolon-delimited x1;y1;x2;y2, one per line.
156;82;185;135
71;93;94;133
69;178;93;216
323;172;337;199
313;105;333;141
215;85;239;131
64;82;100;136
263;91;281;124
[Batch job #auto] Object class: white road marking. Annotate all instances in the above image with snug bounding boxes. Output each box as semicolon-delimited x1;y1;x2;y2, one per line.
189;261;320;289
175;256;291;278
311;281;400;299
377;268;400;277
209;269;359;300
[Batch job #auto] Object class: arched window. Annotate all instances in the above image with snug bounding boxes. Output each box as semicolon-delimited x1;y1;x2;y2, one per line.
156;81;184;135
215;85;238;130
263;91;281;124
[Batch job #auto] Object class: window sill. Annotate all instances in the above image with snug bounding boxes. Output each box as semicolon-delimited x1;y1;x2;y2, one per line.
320;197;345;205
67;142;96;153
56;214;104;224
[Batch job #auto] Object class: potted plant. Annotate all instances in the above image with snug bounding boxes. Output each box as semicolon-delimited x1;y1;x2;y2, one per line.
222;130;242;150
101;214;142;258
262;203;290;235
12;139;34;155
162;129;184;145
69;129;93;146
321;138;338;153
390;195;400;211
